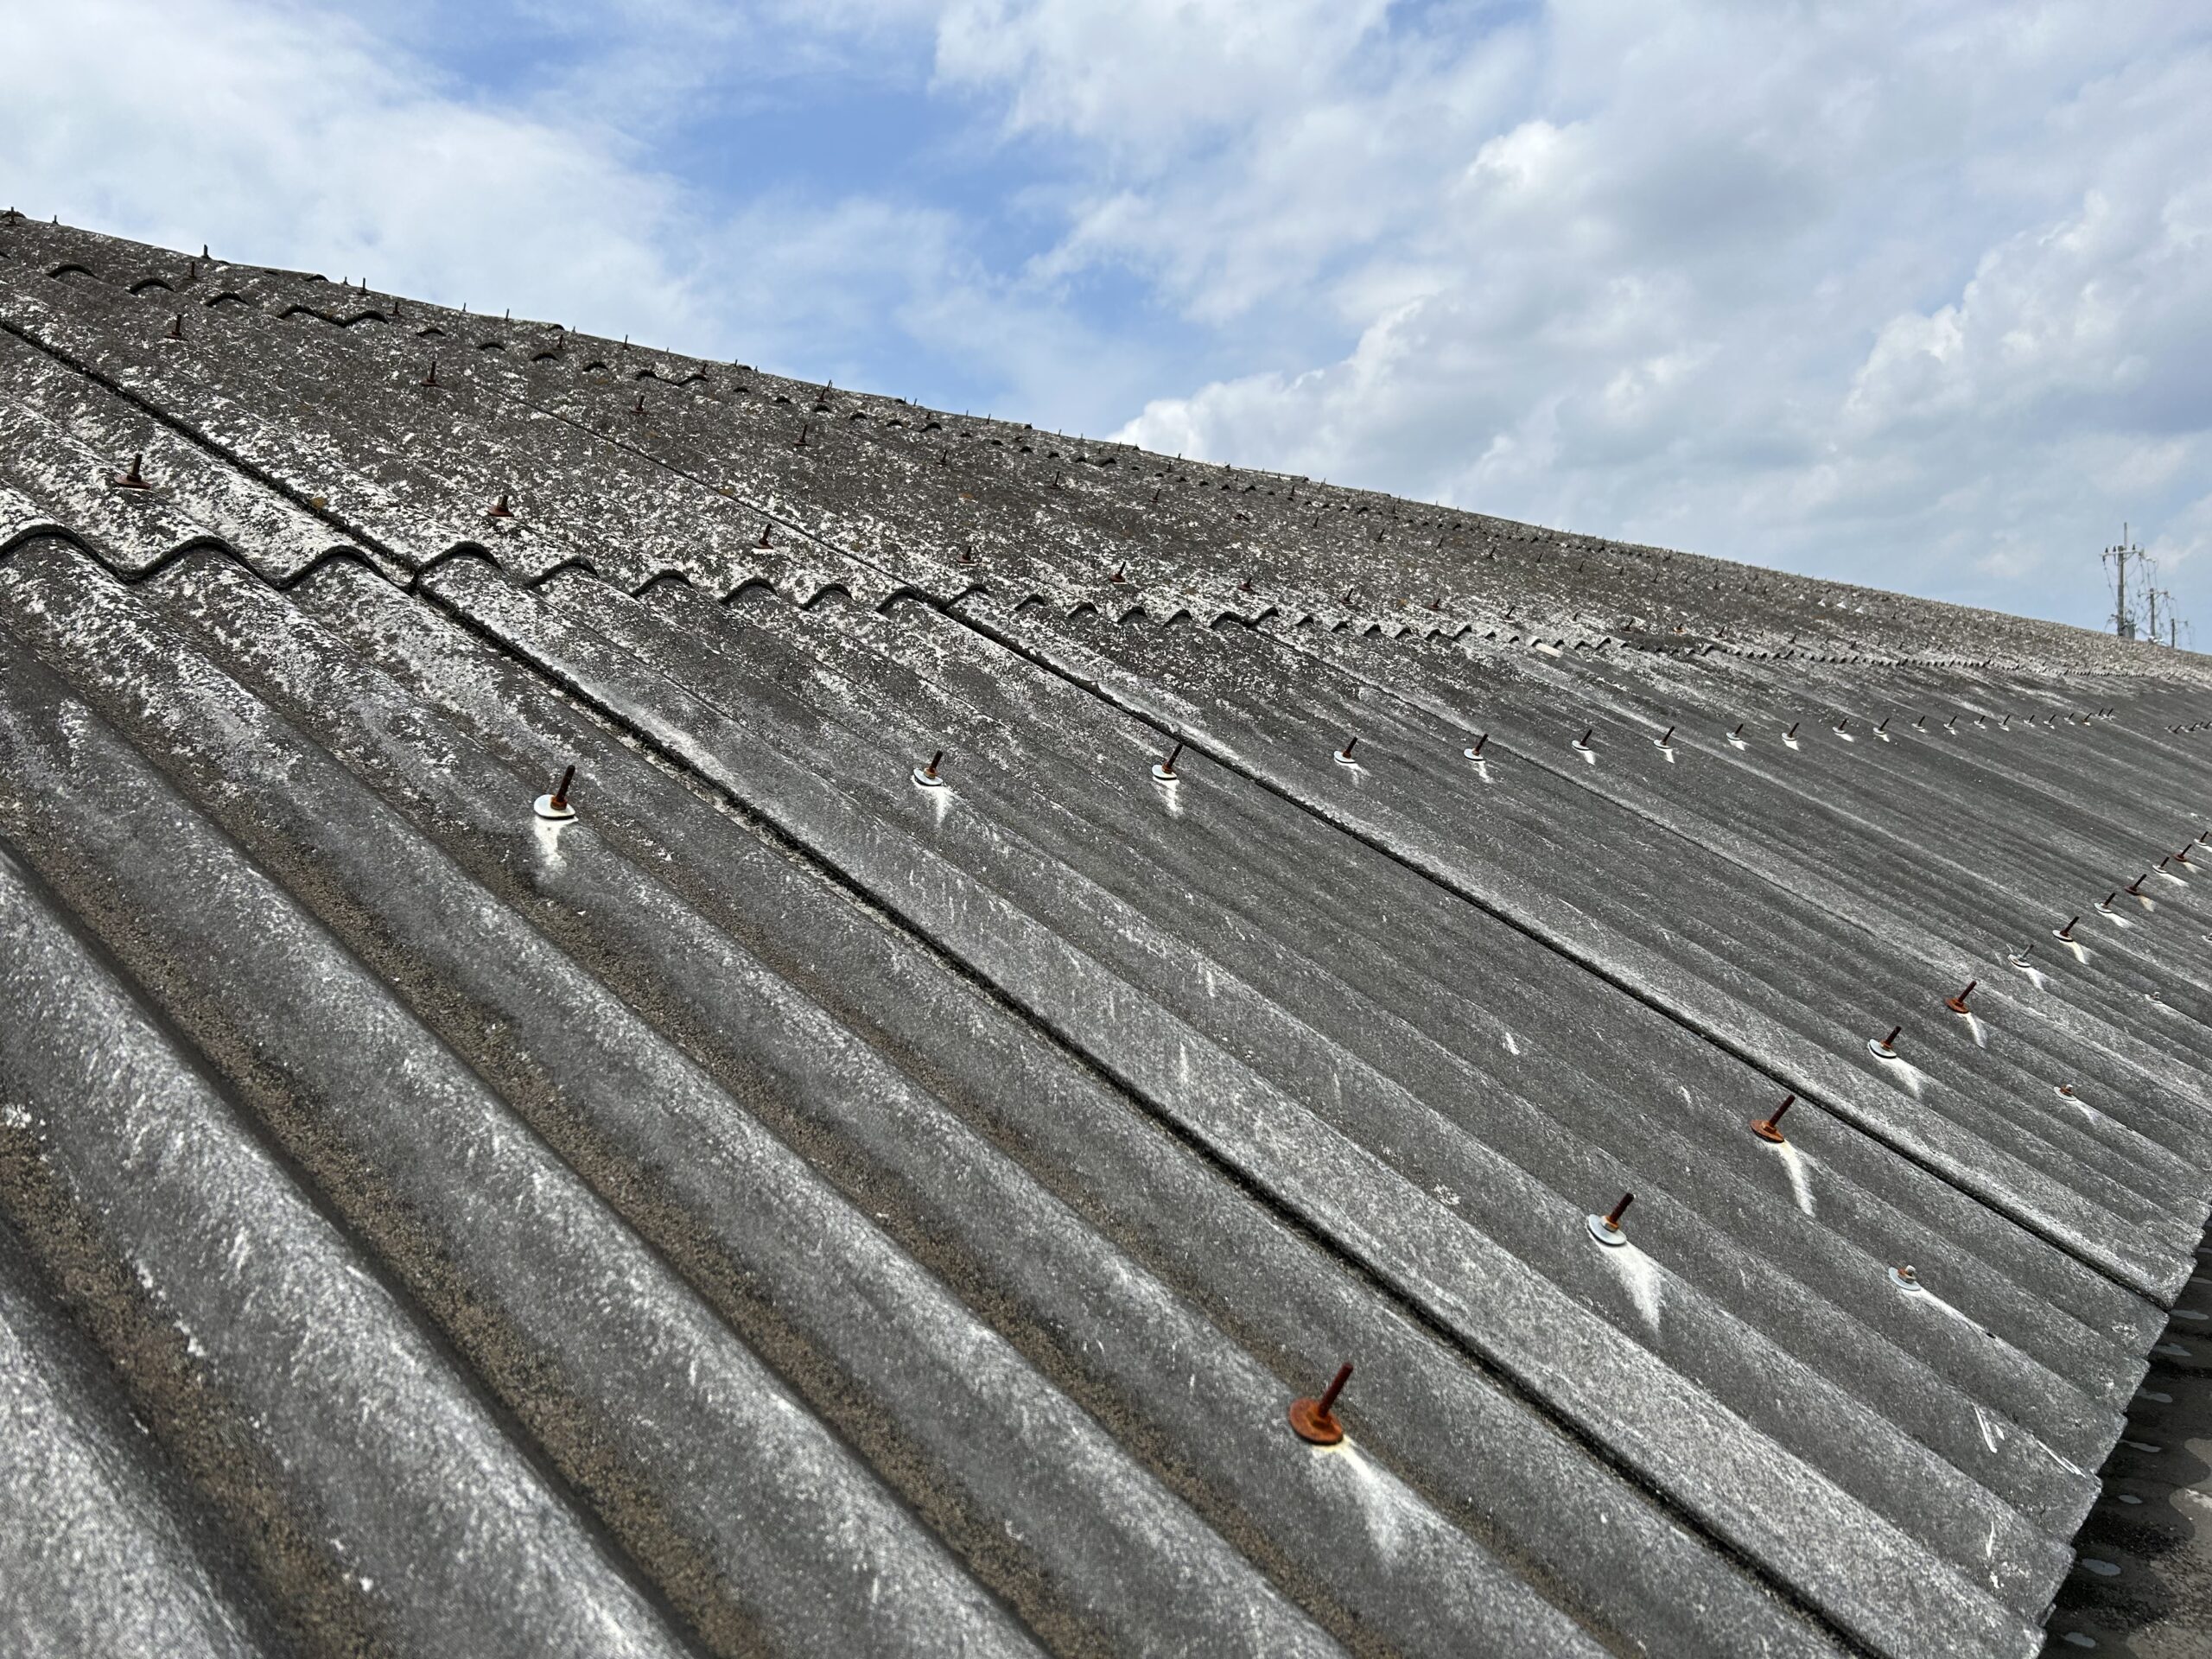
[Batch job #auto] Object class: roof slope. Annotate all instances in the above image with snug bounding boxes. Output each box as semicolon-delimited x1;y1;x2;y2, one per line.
2;216;2209;1659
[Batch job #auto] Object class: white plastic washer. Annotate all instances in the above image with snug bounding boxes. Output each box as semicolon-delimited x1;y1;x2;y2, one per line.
1151;763;1179;784
1867;1038;1900;1061
1585;1214;1629;1248
912;767;947;789
532;794;575;822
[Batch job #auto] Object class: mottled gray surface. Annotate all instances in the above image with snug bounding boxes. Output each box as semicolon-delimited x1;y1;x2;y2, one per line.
3;215;2211;1658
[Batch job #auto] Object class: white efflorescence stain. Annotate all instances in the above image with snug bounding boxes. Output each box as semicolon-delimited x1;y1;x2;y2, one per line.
1775;1142;1815;1217
531;815;570;867
1600;1242;1664;1331
1312;1440;1414;1559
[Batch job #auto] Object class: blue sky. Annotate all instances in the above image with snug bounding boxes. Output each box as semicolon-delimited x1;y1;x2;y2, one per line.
9;1;2212;638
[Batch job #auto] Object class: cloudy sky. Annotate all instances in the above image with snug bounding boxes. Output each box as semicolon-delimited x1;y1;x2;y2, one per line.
8;1;2209;635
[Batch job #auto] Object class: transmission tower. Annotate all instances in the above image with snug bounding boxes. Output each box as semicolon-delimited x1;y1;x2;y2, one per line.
2152;588;2183;648
2104;524;2146;639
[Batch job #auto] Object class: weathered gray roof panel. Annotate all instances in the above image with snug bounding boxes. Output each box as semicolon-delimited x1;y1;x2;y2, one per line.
3;215;2209;1658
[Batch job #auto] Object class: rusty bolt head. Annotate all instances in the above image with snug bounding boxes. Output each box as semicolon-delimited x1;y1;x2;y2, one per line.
1287;1362;1353;1446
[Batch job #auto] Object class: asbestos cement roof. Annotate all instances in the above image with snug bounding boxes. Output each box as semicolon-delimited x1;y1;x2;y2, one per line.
3;214;2211;1659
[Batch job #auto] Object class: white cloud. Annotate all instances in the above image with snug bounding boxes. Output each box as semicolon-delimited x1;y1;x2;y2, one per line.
925;0;2212;627
2;0;702;338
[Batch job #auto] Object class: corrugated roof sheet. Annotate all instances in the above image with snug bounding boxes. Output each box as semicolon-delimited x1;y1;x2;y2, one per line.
3;216;2210;1659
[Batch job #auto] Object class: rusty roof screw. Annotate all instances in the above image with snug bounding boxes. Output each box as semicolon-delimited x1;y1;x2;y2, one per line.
2054;915;2080;942
633;391;646;416
1751;1093;1794;1144
1153;741;1185;784
1287;1362;1353;1446
1109;561;1128;584
757;524;773;549
1573;727;1596;753
1944;980;1976;1016
533;765;577;822
1784;721;1799;741
486;493;515;520
1890;1263;1921;1290
1463;733;1488;760
912;749;947;789
1654;725;1675;751
2177;845;2194;867
1912;714;1928;729
1877;716;1891;734
1869;1026;1903;1061
794;423;809;448
1334;736;1360;767
2096;893;2119;916
1587;1191;1634;1247
1238;575;1255;594
2056;1083;2079;1099
958;543;976;565
110;452;152;491
422;359;440;388
166;312;185;341
2126;874;2148;897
